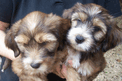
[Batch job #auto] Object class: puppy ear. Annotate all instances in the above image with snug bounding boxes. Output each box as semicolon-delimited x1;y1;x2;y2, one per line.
5;20;21;57
62;8;74;19
58;19;71;50
102;20;122;52
56;19;71;51
62;2;83;19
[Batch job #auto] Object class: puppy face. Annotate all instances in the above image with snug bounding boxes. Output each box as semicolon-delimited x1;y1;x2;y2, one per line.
15;33;58;73
63;3;122;53
5;11;70;73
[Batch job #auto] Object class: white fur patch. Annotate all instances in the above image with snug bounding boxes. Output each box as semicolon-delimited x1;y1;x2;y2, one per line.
88;6;101;16
77;62;93;76
22;57;47;73
67;24;93;51
29;22;37;31
66;47;93;76
72;54;81;69
25;13;40;31
23;57;33;64
66;47;81;69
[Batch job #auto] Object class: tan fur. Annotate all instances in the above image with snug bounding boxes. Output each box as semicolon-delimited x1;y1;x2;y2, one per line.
15;34;30;44
66;67;81;81
63;3;122;81
72;12;88;22
5;11;70;81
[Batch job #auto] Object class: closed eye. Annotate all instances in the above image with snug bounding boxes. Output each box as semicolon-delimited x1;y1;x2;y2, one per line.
46;49;55;57
47;50;55;57
39;42;47;46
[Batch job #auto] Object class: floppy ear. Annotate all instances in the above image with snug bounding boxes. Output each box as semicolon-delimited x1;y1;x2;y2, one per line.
52;18;71;51
102;20;122;52
58;19;71;50
62;8;74;19
62;2;83;19
5;20;21;57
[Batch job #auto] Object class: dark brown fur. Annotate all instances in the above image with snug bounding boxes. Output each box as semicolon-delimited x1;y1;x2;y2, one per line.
63;3;122;81
5;11;70;81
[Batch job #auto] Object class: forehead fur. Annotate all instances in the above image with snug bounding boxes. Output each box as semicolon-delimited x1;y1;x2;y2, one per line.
22;11;47;31
44;13;62;28
17;11;64;38
73;3;106;16
72;3;106;19
72;12;88;22
63;3;109;20
82;3;102;16
71;3;108;33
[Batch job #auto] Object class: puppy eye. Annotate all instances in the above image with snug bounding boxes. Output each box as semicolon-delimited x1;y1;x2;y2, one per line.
77;19;82;22
42;50;54;58
73;19;82;22
42;42;46;45
94;26;101;32
39;42;47;46
47;50;55;57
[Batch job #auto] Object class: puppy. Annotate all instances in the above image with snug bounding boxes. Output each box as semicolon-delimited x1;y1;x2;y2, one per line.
63;3;122;81
5;11;70;81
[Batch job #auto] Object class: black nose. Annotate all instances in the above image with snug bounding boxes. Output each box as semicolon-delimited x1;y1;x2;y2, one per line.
30;63;41;69
75;35;85;44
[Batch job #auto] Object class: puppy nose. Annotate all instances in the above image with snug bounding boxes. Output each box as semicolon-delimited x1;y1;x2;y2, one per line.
30;63;41;69
75;35;85;44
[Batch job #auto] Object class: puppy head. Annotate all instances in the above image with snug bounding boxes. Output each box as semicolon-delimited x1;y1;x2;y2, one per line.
63;3;122;53
5;11;70;73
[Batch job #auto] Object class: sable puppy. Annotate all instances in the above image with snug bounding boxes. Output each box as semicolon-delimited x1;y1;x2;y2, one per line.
63;3;122;81
5;11;70;81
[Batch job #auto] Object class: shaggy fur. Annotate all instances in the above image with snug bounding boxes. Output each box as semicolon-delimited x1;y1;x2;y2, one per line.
5;11;70;81
63;3;122;81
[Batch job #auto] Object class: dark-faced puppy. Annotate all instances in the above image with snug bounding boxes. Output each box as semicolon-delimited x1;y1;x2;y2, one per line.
5;11;70;81
63;3;122;81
